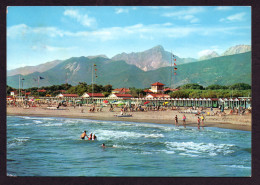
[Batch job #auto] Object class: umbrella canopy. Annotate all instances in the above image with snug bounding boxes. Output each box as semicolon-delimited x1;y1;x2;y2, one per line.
103;100;109;103
144;101;150;105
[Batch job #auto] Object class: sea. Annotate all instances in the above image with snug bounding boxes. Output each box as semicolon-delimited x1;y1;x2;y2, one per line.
7;116;251;177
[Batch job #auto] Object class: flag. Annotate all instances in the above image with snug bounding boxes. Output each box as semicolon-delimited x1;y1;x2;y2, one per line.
21;78;25;80
39;76;44;80
94;64;96;66
95;69;97;71
174;59;176;61
174;67;177;70
174;72;177;75
174;63;177;66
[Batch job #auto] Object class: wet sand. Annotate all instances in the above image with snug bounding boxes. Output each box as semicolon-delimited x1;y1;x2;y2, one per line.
7;105;251;131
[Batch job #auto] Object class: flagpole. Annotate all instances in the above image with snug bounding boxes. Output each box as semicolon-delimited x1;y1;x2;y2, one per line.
171;50;173;89
19;75;20;102
38;76;40;97
92;64;94;99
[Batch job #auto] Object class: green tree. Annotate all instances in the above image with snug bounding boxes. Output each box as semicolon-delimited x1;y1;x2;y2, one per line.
206;84;228;90
229;83;251;90
181;83;204;90
103;84;113;93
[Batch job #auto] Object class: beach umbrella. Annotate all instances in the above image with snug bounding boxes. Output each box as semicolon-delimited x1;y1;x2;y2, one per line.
144;101;150;105
103;100;109;103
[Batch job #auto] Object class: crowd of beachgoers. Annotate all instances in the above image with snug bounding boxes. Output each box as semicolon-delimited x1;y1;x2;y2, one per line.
7;99;251;131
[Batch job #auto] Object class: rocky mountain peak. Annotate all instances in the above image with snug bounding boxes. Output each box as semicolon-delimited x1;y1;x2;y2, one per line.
222;45;251;56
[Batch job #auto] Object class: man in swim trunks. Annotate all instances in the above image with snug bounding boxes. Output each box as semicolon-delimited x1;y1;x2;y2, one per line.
197;117;200;129
182;114;186;128
81;131;88;140
201;115;205;126
174;115;178;127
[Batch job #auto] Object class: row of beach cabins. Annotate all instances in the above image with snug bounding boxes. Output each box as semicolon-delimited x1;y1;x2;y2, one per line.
9;92;251;110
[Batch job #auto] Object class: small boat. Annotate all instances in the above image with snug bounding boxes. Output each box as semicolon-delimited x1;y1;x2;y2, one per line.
114;114;133;117
46;107;58;110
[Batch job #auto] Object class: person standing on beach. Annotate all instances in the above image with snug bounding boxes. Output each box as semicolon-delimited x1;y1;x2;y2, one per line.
197;117;201;129
201;115;205;126
174;115;178;127
81;131;88;140
182;115;186;128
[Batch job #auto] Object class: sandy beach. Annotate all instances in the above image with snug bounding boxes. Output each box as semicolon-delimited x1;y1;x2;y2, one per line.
7;105;251;131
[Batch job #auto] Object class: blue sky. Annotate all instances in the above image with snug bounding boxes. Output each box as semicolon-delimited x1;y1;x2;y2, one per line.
7;6;251;70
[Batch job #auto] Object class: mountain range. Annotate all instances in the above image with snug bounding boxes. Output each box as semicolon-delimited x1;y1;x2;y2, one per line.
198;45;251;61
7;50;251;89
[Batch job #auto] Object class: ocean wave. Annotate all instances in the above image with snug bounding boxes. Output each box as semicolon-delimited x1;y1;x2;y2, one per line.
39;123;63;127
95;130;164;140
7;173;17;177
220;165;251;169
7;137;30;148
165;141;236;156
33;120;43;124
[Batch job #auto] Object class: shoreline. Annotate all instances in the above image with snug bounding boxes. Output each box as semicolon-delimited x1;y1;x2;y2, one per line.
7;106;251;131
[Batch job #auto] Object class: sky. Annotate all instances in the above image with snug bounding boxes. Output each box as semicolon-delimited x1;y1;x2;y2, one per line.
7;6;251;70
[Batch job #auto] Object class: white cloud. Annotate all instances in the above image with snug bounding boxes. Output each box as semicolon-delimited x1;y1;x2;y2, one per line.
198;49;215;57
215;6;233;11
64;9;96;27
115;8;129;14
163;7;205;17
7;24;65;38
7;23;250;43
220;12;246;22
32;45;76;51
162;7;204;23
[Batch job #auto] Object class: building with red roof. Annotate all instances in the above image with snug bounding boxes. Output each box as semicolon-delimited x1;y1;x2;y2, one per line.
81;92;105;98
56;93;79;98
150;82;165;93
37;89;47;92
163;88;178;93
145;93;170;99
112;88;130;94
109;93;133;99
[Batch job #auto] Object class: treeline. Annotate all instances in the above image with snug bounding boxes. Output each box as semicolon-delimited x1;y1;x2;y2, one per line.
171;83;251;98
7;82;251;98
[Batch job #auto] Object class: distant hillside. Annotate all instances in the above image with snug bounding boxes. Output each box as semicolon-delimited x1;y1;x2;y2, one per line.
7;52;251;89
222;45;251;56
198;45;251;61
7;60;63;76
112;45;197;71
199;51;220;61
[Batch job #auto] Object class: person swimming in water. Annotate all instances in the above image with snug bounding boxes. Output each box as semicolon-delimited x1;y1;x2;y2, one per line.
92;134;97;140
80;131;88;140
88;133;93;140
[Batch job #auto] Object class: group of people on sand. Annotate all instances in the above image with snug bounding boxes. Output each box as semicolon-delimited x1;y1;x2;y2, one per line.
174;114;205;129
80;131;97;140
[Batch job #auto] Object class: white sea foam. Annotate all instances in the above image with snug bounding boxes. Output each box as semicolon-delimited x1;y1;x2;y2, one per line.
11;123;31;126
7;173;17;177
165;141;236;156
179;153;199;157
8;137;30;148
33;120;43;124
95;129;164;140
40;123;63;127
18;116;31;119
220;165;251;169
